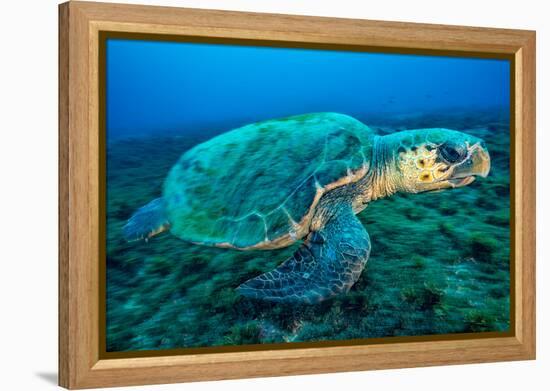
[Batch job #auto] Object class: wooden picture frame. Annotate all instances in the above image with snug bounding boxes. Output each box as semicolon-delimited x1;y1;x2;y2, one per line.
59;1;536;389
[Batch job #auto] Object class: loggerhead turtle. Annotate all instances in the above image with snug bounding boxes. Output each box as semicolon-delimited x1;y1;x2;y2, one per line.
123;113;490;304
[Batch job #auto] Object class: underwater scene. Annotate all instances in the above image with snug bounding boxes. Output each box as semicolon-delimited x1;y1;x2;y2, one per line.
105;39;511;352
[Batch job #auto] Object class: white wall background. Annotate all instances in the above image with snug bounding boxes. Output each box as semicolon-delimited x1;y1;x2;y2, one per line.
0;0;547;389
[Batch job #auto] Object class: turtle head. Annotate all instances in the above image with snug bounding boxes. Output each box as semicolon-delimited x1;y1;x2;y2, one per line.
382;128;491;194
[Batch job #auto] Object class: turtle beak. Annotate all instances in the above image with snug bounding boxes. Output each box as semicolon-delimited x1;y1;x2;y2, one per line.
449;142;491;185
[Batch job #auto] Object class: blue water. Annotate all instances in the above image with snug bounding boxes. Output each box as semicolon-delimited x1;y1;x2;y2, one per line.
106;39;509;141
105;38;511;352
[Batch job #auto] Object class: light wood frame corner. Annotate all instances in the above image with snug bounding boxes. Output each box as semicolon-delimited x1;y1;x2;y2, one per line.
59;1;536;389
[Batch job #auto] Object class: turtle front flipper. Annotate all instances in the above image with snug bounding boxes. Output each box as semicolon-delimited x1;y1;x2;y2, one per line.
237;208;371;304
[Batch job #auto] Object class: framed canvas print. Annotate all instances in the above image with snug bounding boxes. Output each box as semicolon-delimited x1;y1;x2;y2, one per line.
58;1;536;389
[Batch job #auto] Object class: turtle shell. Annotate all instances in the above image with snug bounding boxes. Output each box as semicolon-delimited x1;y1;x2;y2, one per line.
163;112;374;249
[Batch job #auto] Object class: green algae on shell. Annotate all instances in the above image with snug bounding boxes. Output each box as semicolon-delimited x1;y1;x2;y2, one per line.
163;113;374;249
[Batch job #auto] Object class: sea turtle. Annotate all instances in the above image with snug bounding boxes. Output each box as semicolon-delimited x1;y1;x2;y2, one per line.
123;113;490;304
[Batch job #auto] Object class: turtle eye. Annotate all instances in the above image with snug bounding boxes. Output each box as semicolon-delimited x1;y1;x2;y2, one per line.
439;142;466;164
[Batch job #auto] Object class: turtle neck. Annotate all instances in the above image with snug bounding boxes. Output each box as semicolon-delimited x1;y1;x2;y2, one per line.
368;135;402;201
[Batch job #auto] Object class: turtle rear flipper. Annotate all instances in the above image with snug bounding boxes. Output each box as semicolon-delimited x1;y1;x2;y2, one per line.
237;208;370;304
123;198;170;242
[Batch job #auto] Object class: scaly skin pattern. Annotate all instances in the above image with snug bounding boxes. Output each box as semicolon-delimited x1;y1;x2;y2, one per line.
237;206;371;304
